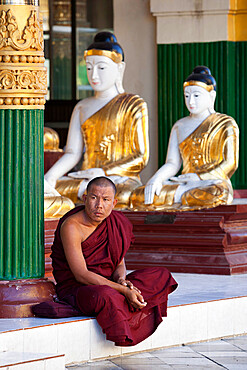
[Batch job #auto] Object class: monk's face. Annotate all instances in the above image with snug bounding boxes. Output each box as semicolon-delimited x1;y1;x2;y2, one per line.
84;184;117;224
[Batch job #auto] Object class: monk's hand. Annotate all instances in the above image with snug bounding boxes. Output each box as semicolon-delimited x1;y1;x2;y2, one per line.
117;278;141;294
124;288;147;310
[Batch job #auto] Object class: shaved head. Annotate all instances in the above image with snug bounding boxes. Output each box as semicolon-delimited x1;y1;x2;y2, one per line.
86;176;117;195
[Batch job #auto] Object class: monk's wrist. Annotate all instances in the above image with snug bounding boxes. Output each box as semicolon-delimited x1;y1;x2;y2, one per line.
119;285;129;295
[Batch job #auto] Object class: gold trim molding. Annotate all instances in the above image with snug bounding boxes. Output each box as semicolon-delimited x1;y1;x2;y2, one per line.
0;4;47;109
183;81;214;92
84;49;123;64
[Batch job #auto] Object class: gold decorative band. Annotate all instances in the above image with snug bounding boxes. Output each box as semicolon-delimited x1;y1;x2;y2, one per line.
183;81;214;92
0;4;47;109
0;1;39;5
84;49;123;63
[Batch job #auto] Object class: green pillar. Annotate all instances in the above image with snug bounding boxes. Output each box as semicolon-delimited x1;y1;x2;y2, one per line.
0;1;54;317
0;110;44;279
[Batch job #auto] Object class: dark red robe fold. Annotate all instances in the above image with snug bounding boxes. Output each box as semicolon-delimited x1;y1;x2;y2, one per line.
51;206;178;346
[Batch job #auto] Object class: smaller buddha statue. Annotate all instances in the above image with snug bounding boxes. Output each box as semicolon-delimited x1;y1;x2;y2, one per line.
44;32;149;209
44;127;62;152
130;66;239;211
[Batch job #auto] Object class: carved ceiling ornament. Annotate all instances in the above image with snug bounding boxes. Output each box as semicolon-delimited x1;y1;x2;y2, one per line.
0;4;47;109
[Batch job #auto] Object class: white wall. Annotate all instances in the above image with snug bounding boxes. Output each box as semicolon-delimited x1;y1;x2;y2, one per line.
113;0;158;183
151;0;229;44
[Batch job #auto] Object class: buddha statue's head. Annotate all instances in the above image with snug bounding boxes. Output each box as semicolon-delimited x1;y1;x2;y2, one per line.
84;32;125;94
183;66;216;116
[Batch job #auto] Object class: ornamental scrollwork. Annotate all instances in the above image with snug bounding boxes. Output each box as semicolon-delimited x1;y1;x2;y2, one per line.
0;70;15;89
0;9;43;51
0;69;47;91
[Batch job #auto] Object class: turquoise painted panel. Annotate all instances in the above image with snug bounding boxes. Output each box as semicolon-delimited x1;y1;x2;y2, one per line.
0;110;44;280
157;41;247;189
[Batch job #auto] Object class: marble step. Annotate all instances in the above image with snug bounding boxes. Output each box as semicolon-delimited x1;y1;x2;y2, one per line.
0;351;65;369
0;295;247;366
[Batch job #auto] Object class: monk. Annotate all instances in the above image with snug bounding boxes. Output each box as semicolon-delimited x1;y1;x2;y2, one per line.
51;176;177;346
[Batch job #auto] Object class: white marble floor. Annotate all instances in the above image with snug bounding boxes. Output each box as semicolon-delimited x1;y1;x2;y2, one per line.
168;272;247;306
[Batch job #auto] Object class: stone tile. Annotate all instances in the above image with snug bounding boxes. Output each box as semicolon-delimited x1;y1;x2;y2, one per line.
123;352;156;358
67;360;122;369
153;346;195;354
153;350;202;359
169;366;220;370
200;351;247;357
109;356;172;368
112;356;165;366
118;365;171;369
158;356;220;366
189;339;242;352
211;355;247;365
224;336;247;351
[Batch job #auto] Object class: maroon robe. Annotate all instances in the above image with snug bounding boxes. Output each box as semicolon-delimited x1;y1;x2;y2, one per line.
51;206;178;346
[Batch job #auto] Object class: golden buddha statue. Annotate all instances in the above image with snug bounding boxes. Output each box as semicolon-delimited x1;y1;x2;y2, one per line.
130;66;239;211
44;127;63;152
44;127;74;218
44;32;149;209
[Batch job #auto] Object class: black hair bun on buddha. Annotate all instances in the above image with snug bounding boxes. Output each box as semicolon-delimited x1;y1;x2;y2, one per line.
94;32;117;44
185;65;216;91
87;31;124;61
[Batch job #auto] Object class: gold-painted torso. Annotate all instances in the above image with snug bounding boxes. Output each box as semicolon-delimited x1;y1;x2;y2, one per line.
81;93;148;176
56;93;149;208
180;113;238;181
